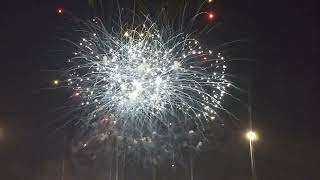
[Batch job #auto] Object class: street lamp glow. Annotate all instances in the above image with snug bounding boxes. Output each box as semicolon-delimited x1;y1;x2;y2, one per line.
246;131;258;141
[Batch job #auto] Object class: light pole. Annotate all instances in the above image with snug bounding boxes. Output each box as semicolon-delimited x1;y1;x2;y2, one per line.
246;130;258;180
0;127;3;141
0;127;4;142
247;80;258;180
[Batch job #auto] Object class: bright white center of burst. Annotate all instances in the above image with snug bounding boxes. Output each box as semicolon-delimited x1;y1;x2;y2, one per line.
98;37;179;111
119;65;167;106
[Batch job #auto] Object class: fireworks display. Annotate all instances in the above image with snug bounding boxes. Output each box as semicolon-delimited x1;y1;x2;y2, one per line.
65;18;229;137
56;2;234;171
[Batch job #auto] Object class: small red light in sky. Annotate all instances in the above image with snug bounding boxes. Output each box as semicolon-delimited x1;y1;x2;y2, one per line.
57;8;64;15
208;12;215;20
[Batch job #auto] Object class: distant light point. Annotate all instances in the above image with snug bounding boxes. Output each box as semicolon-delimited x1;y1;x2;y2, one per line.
208;12;215;20
57;8;64;15
53;80;59;85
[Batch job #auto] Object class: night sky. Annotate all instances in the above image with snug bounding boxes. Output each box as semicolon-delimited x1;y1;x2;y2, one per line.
1;0;320;179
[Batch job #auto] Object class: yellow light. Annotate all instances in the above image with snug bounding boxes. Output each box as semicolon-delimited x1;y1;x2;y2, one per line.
246;131;258;141
208;0;213;3
53;80;59;85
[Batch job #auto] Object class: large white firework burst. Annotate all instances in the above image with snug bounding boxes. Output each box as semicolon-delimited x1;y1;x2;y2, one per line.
63;16;231;141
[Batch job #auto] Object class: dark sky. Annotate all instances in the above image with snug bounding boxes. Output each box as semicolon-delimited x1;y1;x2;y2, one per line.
1;0;320;179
